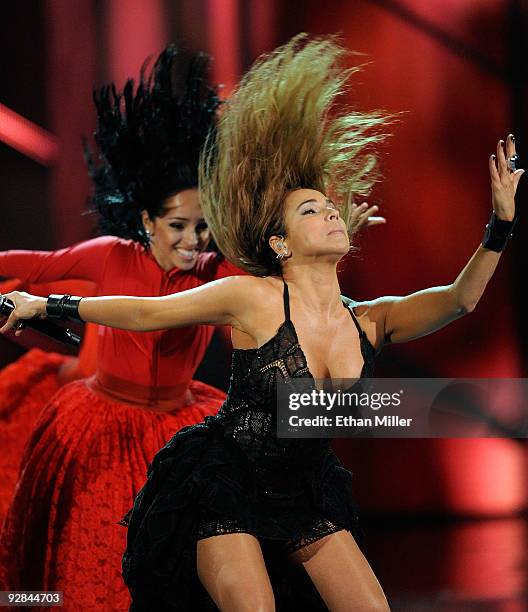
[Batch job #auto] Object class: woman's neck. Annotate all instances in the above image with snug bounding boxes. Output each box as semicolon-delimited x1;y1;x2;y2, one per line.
282;262;343;317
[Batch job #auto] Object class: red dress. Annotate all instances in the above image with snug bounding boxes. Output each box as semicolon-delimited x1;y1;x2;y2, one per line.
0;237;242;611
0;276;99;525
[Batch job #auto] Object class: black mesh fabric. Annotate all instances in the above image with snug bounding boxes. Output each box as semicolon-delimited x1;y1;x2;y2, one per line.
122;281;376;610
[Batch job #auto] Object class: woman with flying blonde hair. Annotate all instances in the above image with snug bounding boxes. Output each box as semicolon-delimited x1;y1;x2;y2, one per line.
1;34;523;611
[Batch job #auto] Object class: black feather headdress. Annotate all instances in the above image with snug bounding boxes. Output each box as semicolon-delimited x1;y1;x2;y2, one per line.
86;45;220;246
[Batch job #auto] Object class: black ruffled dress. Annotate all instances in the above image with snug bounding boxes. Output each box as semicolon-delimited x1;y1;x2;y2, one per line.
122;280;376;611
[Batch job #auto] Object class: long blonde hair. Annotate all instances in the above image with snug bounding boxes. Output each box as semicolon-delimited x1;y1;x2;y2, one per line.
200;34;394;276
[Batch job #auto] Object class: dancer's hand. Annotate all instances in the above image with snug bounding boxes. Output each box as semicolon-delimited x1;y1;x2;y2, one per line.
349;202;386;236
490;134;524;221
0;291;47;336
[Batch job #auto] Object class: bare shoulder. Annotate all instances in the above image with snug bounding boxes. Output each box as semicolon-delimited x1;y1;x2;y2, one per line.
228;276;285;342
215;275;278;301
213;274;282;314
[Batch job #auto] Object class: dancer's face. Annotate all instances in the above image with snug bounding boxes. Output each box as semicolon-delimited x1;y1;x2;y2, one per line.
271;188;349;263
142;189;210;271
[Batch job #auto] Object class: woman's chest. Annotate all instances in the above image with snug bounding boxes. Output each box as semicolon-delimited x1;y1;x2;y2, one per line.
294;320;365;381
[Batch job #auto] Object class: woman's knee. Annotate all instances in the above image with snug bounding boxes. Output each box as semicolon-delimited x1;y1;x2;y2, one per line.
216;577;275;612
362;597;391;612
326;594;389;612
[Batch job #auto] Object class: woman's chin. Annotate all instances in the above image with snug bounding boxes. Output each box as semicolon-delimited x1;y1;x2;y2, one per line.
171;252;199;270
174;258;197;271
324;245;350;259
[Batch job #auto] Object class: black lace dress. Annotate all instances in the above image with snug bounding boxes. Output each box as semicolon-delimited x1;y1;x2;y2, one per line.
122;280;376;611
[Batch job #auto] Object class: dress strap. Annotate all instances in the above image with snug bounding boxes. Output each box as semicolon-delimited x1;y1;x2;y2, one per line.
282;279;291;321
343;299;364;336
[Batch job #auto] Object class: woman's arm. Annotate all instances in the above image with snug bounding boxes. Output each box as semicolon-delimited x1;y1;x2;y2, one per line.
0;275;254;335
0;236;118;284
357;134;524;348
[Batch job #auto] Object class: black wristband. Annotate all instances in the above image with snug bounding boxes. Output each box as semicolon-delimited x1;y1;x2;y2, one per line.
46;294;84;322
481;212;518;252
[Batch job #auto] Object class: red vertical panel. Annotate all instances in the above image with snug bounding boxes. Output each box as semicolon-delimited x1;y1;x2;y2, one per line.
248;0;277;58
45;0;97;246
206;0;241;95
105;0;168;84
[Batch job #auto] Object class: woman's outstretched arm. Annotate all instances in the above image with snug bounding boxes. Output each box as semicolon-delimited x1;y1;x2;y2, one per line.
0;275;252;335
356;134;524;348
0;236;119;285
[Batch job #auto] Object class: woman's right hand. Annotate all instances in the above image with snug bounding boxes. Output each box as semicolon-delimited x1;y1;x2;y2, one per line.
0;291;47;336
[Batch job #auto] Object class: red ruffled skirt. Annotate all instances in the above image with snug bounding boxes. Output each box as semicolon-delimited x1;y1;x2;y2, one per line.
0;348;69;524
0;277;99;527
0;377;226;611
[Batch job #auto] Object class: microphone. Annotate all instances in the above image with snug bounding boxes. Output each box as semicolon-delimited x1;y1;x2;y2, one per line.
0;295;81;346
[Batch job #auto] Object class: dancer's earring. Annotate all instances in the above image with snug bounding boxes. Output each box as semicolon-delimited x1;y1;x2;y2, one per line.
276;247;289;260
275;236;288;260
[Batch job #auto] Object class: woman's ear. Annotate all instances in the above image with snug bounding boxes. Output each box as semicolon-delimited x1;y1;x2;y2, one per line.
141;210;153;237
269;234;288;258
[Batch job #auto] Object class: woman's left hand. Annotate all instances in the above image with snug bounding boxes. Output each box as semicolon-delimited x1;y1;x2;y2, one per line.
349;202;386;236
490;134;525;221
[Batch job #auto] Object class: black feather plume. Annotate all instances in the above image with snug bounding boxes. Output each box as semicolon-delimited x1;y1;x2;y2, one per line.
85;45;220;245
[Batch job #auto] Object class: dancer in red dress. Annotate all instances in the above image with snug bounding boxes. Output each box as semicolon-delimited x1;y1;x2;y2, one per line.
0;47;240;610
0;276;99;524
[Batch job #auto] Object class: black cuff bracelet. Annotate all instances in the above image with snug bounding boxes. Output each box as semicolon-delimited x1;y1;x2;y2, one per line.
481;212;518;252
46;294;84;322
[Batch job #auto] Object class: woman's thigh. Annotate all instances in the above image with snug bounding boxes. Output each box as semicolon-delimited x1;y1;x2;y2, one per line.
197;532;275;612
288;529;390;612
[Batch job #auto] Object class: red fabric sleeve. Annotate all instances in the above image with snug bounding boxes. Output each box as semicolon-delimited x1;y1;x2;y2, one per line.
193;252;248;282
212;256;248;279
0;236;119;286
